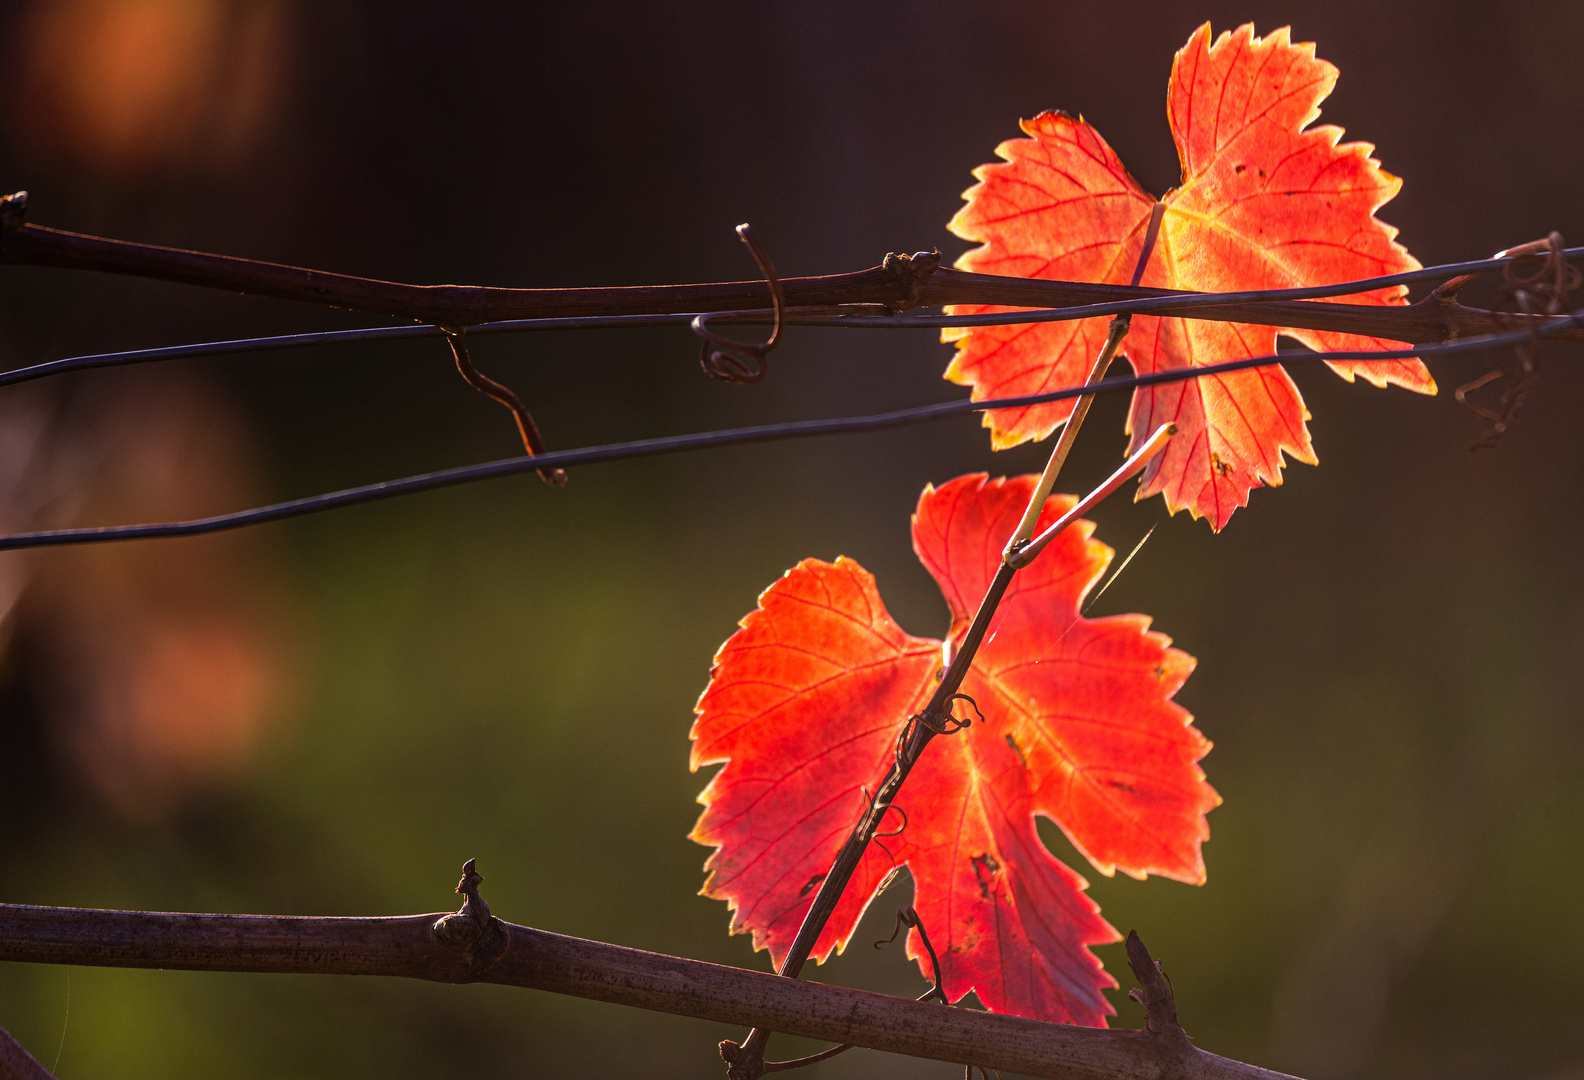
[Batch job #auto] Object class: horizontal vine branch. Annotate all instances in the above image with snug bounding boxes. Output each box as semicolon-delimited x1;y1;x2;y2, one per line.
0;219;907;323
2;199;1580;345
0;1022;52;1080
0;896;1297;1080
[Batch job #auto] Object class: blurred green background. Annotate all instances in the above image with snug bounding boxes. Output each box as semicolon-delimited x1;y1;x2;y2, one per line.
0;2;1582;1078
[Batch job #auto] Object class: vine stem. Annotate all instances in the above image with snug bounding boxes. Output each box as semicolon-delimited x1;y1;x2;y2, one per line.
0;1021;54;1080
1;202;1579;344
728;338;1165;1079
1006;202;1164;553
726;202;1168;1080
0;896;1301;1080
1005;314;1132;553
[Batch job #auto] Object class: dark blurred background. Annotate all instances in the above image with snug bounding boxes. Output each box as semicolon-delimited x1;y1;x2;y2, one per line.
0;2;1580;1078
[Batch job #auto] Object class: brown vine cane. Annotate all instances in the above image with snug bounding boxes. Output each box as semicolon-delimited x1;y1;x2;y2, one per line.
718;907;954;1075
723;212;1171;1080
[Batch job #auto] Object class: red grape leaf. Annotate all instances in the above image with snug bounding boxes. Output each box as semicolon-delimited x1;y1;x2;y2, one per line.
944;23;1435;530
690;474;1217;1024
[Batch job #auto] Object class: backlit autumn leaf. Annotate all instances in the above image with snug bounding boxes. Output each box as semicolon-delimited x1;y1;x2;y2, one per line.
945;23;1434;530
690;474;1217;1023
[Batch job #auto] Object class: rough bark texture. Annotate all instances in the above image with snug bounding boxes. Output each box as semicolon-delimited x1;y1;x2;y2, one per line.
0;1023;54;1080
0;903;1301;1080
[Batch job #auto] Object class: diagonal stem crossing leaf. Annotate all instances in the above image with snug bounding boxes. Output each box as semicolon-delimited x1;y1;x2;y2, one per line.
728;212;1170;1074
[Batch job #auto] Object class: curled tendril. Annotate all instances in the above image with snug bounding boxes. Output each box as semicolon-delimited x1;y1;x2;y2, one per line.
872;801;908;865
693;223;784;383
896;693;984;767
1456;231;1580;448
874;907;949;1006
738;906;955;1074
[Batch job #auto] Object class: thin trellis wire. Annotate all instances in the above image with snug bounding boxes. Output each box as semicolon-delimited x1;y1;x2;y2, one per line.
0;309;1577;552
4;246;1581;389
